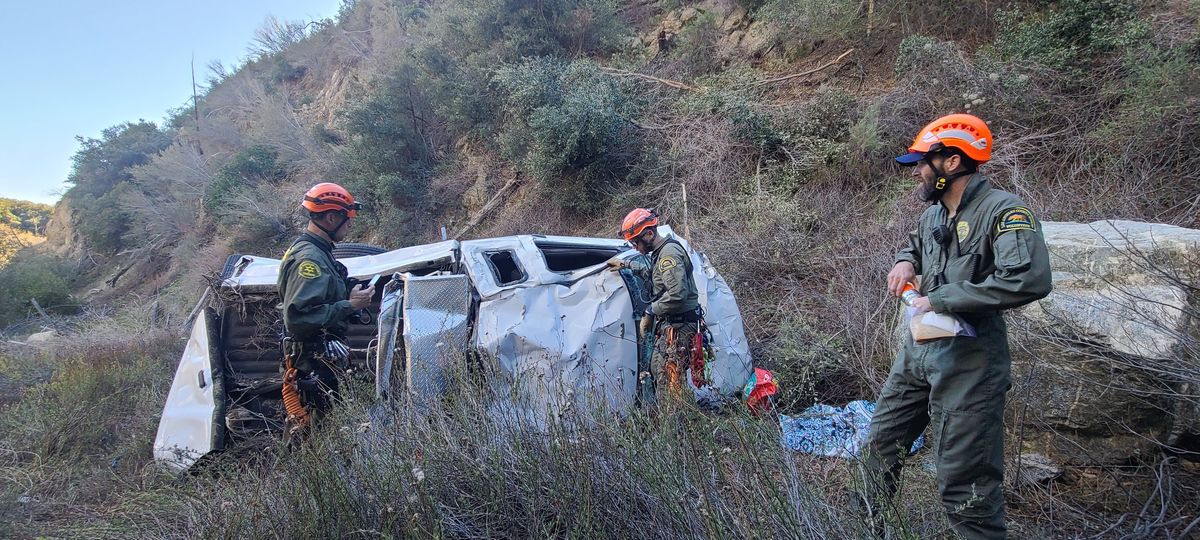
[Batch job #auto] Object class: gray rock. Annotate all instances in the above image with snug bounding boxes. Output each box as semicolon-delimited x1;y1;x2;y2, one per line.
25;330;57;344
1012;453;1064;486
1009;220;1200;465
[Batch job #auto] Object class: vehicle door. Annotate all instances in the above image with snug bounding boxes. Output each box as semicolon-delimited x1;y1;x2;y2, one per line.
461;237;638;414
154;307;224;471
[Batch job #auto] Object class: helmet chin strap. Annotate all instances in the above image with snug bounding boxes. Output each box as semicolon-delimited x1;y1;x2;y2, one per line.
920;156;973;203
314;212;348;241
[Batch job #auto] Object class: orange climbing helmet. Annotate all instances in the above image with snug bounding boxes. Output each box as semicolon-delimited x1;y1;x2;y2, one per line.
896;113;992;165
301;182;360;217
620;208;659;241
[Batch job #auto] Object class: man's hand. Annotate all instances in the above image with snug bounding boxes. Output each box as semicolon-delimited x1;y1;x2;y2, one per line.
606;258;628;272
639;313;654;335
909;295;932;313
887;261;917;297
349;283;375;310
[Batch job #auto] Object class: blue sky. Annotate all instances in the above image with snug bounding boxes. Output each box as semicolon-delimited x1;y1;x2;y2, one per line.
0;0;343;204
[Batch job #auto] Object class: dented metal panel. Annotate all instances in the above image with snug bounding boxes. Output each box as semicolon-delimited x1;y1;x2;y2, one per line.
473;267;638;415
463;230;752;413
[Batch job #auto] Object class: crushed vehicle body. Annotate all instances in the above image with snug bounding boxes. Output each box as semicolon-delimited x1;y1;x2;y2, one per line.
154;227;753;471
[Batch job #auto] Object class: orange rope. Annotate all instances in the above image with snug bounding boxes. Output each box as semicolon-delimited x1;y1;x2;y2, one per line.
281;356;309;431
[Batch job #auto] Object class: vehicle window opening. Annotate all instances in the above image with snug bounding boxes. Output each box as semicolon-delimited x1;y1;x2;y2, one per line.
487;251;525;285
535;242;623;272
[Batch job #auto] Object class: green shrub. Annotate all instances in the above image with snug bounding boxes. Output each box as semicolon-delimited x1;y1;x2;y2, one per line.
0;253;75;327
341;63;436;181
992;0;1149;73
62;121;172;254
204;145;289;215
1087;44;1200;217
676;73;783;153
763;315;850;409
0;198;52;235
790;88;857;141
409;0;626;137
494;58;641;213
758;0;861;44
886;34;1045;145
338;61;438;242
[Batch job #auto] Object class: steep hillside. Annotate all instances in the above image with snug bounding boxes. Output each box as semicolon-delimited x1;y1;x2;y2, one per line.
38;0;1199;398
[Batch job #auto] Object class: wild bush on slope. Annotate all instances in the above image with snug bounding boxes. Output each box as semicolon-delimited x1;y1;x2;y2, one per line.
63;121;173;254
495;58;643;213
0;252;76;327
137;376;951;539
0;328;180;537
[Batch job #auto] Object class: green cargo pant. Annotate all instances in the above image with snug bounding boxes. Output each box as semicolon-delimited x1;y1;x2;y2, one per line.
860;314;1011;540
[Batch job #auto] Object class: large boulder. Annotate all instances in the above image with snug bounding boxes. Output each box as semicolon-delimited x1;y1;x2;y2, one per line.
1009;220;1200;465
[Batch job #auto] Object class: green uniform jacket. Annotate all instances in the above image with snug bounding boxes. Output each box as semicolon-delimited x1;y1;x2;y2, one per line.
895;173;1053;314
277;232;353;341
647;238;700;317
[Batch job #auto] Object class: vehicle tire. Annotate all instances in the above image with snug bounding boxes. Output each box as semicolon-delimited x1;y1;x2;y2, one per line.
220;254;244;279
333;242;387;259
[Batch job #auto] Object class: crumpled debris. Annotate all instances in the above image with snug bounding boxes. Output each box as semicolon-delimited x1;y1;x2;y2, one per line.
780;400;924;459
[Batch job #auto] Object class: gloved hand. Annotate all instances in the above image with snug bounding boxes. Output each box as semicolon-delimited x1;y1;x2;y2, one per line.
606;258;628;272
639;312;654;335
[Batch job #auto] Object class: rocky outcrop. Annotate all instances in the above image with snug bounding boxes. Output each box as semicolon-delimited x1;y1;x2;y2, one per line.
638;1;777;60
42;198;85;259
1010;220;1200;465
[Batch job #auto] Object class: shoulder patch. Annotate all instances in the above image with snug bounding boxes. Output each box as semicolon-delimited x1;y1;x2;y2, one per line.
297;260;322;279
997;207;1036;234
658;257;678;270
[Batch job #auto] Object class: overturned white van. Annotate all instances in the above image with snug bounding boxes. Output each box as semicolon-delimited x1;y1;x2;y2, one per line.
153;227;753;471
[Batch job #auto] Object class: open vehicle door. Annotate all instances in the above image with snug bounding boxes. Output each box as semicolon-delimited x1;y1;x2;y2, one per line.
154;307;224;471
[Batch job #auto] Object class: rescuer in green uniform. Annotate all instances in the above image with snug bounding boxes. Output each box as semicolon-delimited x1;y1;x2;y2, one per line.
610;208;701;396
278;182;374;426
859;114;1053;539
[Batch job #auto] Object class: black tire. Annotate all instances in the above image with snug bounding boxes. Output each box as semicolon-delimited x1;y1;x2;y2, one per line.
333;242;387;259
220;254;245;279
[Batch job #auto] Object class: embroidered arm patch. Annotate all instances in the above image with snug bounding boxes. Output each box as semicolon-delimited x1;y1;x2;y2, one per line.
658;257;677;270
297;260;322;279
997;207;1036;234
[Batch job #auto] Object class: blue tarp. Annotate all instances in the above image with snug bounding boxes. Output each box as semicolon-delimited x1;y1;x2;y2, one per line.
780;400;924;459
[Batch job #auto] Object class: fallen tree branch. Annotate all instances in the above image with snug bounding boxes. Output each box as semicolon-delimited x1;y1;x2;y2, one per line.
599;67;697;91
751;48;855;87
453;173;524;240
105;263;133;288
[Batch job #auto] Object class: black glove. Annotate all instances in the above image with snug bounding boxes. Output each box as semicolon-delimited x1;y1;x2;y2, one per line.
606;258;628;272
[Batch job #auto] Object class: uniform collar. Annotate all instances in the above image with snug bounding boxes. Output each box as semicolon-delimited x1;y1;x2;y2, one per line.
649;233;677;257
941;173;991;214
298;231;335;255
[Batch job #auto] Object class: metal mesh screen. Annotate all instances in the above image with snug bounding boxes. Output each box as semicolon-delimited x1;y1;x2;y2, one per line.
403;274;471;402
